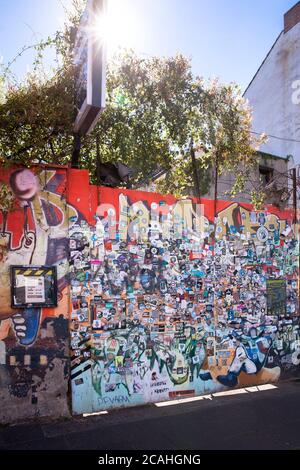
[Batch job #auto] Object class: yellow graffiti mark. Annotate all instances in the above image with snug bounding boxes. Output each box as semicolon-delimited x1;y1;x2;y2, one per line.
216;203;239;238
216;204;287;239
171;199;207;239
98;197;290;244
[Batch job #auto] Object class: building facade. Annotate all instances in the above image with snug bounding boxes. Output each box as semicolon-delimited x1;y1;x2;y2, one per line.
244;2;300;171
145;151;290;207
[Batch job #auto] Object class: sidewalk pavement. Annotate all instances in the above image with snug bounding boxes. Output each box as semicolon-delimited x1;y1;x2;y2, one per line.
1;380;300;450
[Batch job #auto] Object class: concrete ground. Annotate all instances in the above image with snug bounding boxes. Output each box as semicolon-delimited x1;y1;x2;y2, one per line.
1;380;300;450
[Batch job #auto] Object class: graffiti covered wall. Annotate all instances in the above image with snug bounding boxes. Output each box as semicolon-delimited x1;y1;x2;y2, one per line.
0;165;299;421
0;166;75;423
70;183;300;414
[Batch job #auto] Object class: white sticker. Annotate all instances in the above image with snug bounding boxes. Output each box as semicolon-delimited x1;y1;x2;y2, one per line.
257;226;268;242
25;276;45;303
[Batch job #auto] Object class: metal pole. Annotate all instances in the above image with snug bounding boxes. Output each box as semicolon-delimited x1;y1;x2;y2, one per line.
96;134;102;206
190;139;201;202
213;152;219;228
71;133;82;168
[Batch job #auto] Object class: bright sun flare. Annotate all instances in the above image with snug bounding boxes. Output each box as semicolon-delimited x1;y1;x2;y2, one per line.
91;0;138;55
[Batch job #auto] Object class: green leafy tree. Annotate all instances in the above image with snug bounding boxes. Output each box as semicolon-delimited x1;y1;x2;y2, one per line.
0;0;264;202
0;182;16;234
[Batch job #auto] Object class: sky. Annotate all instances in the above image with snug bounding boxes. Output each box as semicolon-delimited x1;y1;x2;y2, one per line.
0;0;298;91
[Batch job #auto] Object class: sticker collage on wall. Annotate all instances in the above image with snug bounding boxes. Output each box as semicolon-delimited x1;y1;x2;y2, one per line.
70;192;300;414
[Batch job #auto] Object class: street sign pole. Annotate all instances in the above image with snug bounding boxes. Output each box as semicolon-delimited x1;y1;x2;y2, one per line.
71;0;107;167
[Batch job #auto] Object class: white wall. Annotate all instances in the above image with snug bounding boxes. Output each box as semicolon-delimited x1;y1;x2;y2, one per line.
244;22;300;168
